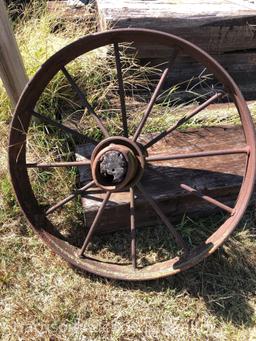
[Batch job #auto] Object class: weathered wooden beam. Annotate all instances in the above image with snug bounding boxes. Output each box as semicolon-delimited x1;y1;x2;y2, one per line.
140;51;256;101
96;0;256;100
96;0;256;54
76;125;251;234
0;0;28;106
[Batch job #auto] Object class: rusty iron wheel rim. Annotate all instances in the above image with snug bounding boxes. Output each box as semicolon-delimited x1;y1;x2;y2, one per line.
8;28;256;281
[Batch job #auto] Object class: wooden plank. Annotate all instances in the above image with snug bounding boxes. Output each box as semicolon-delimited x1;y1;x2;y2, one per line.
76;125;251;234
140;51;256;100
0;0;28;106
96;0;256;54
96;0;256;99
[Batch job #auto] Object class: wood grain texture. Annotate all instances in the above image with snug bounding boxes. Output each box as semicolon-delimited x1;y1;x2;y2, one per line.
140;51;256;100
96;0;256;99
96;0;256;53
0;0;28;106
77;125;252;234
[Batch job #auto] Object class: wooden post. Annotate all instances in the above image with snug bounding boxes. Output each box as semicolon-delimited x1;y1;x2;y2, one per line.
0;0;28;107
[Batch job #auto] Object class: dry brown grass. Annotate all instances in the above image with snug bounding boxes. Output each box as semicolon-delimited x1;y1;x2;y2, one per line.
1;208;256;340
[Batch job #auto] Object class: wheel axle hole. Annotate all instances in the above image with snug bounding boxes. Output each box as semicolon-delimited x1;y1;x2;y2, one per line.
99;150;128;185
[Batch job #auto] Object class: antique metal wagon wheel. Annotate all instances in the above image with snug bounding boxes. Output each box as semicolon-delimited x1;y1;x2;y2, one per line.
9;29;256;281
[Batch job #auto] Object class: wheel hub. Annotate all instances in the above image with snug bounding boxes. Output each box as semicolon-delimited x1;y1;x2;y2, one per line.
99;150;128;184
91;137;145;191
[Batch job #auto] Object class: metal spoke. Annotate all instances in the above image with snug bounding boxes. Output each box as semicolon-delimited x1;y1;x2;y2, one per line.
181;183;234;214
130;187;136;269
46;180;95;215
136;182;187;251
79;191;111;257
145;91;224;149
31;110;96;144
114;42;128;137
133;49;179;142
146;146;249;162
27;160;91;168
61;66;109;138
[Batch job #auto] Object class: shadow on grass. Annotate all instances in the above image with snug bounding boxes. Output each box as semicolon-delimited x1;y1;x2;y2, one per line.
117;213;255;327
41;163;254;327
71;210;256;327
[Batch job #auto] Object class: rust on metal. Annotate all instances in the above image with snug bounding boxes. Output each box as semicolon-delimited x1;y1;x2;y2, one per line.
26;160;91;168
8;28;256;281
130;186;136;269
146;146;250;162
114;42;129;138
61;66;109;138
136;182;188;252
46;180;95;215
31;110;97;144
79;191;112;257
81;125;249;234
133;48;179;142
180;183;234;214
91;142;140;191
145;92;224;149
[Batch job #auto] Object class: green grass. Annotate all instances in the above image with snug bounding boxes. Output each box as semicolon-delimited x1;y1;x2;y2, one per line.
1;1;256;340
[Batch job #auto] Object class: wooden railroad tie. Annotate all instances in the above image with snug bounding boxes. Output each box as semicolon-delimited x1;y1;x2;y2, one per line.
76;125;254;234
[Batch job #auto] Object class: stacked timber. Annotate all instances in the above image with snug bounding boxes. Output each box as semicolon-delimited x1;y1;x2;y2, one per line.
96;0;256;99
